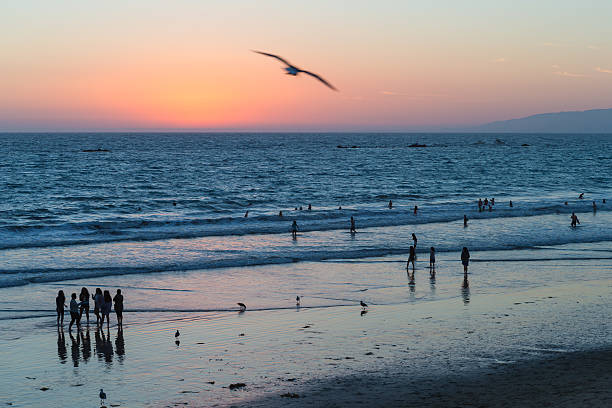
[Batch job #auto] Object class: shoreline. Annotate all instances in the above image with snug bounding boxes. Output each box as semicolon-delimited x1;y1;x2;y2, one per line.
1;247;610;407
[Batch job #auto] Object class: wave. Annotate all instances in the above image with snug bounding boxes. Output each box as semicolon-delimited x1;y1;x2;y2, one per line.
0;199;607;250
2;234;612;288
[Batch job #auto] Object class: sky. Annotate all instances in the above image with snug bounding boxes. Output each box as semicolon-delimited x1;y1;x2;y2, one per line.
2;0;612;131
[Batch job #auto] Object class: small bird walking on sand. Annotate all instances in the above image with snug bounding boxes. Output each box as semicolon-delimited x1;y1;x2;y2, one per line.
99;388;107;406
252;50;338;91
296;296;301;306
360;301;368;309
237;302;247;312
175;330;180;338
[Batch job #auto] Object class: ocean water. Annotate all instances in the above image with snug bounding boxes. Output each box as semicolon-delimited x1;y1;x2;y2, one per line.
0;132;610;289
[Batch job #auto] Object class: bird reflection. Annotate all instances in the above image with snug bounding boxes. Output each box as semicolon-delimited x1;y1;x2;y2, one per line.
57;328;67;364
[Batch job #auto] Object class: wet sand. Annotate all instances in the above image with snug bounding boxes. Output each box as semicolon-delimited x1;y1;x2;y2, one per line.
0;251;610;407
244;348;612;408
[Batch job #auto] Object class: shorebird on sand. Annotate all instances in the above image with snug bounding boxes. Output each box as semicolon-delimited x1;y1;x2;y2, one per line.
296;296;301;306
99;388;107;406
360;301;368;310
252;50;338;91
237;302;247;312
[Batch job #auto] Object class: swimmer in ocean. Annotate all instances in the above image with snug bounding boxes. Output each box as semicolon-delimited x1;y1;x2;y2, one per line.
388;200;393;209
350;216;356;234
414;205;418;215
570;212;580;227
464;214;468;227
579;193;584;199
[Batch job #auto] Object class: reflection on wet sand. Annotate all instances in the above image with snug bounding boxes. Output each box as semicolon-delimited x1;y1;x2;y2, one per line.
81;329;91;362
95;328;114;365
69;331;80;367
115;328;125;362
462;274;470;305
58;327;124;368
57;328;67;364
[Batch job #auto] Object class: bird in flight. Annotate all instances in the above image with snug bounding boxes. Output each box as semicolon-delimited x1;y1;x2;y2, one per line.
252;50;338;91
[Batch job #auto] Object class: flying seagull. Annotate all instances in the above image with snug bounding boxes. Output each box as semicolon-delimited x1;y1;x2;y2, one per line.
252;50;338;91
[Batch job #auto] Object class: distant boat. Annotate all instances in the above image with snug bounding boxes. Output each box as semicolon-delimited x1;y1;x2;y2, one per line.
82;148;110;152
408;143;427;148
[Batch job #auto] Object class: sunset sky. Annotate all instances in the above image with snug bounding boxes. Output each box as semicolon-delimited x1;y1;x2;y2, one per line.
2;0;612;131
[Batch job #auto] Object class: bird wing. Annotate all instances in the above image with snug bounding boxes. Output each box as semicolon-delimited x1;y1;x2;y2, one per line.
298;69;338;91
251;50;292;66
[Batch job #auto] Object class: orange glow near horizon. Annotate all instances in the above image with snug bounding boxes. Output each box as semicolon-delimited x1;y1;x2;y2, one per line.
2;1;612;131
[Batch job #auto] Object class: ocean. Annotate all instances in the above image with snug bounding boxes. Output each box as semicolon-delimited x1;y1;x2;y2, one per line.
0;132;610;289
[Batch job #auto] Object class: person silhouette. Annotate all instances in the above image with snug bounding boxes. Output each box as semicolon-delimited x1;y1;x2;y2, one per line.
461;247;470;274
56;290;66;326
350;216;356;234
429;247;436;274
113;289;124;327
291;220;298;238
407;245;416;272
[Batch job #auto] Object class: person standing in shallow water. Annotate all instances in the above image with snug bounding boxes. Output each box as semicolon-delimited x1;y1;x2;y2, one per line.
388;200;393;209
100;290;112;329
350;216;356;234
92;288;103;325
463;214;468;227
412;233;417;248
113;289;124;327
429;247;436;274
407;245;416;272
68;293;81;331
570;212;580;227
413;205;418;215
461;247;470;274
56;290;66;326
291;220;298;238
79;287;90;324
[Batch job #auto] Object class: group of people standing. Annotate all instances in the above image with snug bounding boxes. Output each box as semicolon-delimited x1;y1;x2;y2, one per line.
55;287;124;331
478;197;496;212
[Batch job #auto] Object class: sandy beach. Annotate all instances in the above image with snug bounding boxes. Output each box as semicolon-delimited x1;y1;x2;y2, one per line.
1;243;611;407
245;348;612;408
